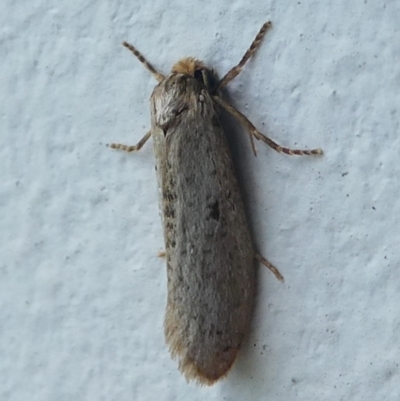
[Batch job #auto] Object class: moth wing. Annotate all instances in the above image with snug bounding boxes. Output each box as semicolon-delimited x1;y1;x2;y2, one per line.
151;74;255;385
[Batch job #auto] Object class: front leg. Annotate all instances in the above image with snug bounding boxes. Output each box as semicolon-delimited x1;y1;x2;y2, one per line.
108;130;151;152
214;96;323;157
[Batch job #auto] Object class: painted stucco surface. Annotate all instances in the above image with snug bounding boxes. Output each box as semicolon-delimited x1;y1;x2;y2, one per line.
1;1;399;400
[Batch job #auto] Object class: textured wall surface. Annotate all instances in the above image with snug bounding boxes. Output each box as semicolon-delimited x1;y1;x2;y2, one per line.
1;0;399;400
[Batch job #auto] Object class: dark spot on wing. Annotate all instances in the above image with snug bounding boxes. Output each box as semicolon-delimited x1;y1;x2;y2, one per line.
208;200;220;221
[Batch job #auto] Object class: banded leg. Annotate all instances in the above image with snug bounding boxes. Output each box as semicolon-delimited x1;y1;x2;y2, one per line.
214;96;323;156
122;42;165;82
157;250;166;258
218;21;272;89
255;253;284;282
109;130;151;152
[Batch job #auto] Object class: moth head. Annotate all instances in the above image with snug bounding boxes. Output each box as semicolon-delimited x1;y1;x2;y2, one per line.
171;57;219;94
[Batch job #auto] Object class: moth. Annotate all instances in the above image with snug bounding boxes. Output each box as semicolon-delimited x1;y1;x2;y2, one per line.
110;21;322;385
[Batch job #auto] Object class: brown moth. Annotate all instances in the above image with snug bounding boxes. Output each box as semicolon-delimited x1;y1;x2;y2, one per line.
110;21;322;385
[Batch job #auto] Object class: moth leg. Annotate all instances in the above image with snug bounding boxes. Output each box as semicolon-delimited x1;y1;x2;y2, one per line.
255;253;284;282
214;96;323;156
218;21;272;89
122;42;165;82
109;130;151;152
214;97;257;155
157;250;166;258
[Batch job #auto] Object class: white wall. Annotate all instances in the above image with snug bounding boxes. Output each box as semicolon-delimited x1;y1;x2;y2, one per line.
1;0;399;400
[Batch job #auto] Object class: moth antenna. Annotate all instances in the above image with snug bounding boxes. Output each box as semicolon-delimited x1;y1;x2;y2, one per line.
122;42;165;82
218;21;272;89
